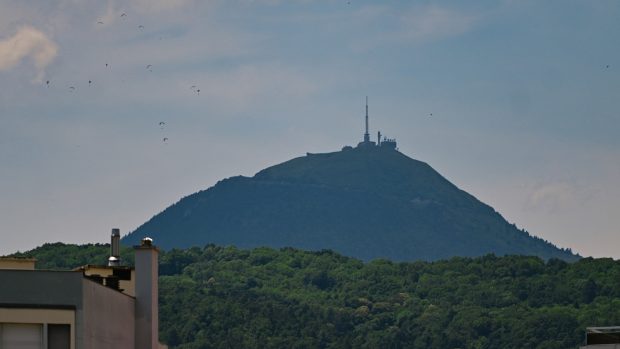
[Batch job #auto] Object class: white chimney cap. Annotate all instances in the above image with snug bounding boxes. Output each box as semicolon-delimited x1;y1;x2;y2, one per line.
141;237;154;247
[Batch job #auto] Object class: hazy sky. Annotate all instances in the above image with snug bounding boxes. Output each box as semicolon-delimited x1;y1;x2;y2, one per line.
1;0;618;259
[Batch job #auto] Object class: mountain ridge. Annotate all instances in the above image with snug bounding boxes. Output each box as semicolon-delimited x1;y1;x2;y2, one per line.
123;145;578;261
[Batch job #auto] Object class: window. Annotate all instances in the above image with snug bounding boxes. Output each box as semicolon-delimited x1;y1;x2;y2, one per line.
0;323;70;349
0;323;43;349
47;325;70;349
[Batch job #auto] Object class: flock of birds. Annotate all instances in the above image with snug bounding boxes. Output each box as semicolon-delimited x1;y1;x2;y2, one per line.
41;7;614;143
42;11;208;145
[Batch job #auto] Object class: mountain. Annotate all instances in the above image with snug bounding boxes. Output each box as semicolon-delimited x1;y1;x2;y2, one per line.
122;144;577;261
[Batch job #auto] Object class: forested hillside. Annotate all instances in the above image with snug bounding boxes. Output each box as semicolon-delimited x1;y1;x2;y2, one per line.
123;147;577;262
9;243;619;348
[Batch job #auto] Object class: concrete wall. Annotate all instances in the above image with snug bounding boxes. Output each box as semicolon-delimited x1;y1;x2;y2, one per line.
0;269;137;349
82;278;135;349
0;270;83;306
134;245;159;349
0;270;85;347
0;258;36;270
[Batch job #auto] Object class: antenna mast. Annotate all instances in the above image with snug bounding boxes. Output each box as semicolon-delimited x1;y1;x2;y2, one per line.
364;96;370;143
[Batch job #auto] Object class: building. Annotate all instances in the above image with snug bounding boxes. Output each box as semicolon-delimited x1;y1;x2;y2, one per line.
581;327;620;348
0;230;166;349
355;97;397;150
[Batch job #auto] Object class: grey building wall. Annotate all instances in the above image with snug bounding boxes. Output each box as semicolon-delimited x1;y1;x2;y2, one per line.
134;245;159;349
0;270;85;347
82;278;135;349
0;270;136;349
0;270;83;307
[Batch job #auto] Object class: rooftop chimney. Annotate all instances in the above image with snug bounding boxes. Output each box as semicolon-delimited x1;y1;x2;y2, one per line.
134;237;159;349
108;228;121;266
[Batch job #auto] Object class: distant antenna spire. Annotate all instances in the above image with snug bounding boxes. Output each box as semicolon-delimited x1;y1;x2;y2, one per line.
364;96;370;143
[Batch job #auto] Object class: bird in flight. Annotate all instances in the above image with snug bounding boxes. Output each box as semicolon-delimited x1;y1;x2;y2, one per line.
606;65;610;69
88;80;92;86
138;25;144;29
97;21;104;25
159;121;166;129
162;137;169;143
68;86;76;92
120;13;127;18
46;80;50;87
146;64;153;72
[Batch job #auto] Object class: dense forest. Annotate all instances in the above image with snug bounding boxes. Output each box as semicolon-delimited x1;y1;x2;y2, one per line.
10;243;620;348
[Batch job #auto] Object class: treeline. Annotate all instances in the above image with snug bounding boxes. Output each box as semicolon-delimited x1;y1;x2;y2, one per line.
9;243;620;348
10;242;134;269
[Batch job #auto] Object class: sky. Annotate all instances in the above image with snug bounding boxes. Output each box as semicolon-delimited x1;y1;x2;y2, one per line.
0;0;618;259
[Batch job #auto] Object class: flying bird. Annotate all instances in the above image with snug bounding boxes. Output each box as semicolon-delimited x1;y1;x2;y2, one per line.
429;113;433;117
190;85;197;90
162;137;169;143
46;80;50;87
138;25;144;29
196;89;201;95
606;65;610;69
88;80;92;86
97;21;104;25
120;13;127;18
69;86;76;92
146;64;153;72
159;121;166;129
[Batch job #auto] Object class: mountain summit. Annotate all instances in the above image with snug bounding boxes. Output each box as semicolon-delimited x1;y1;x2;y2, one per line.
124;99;576;261
123;143;577;261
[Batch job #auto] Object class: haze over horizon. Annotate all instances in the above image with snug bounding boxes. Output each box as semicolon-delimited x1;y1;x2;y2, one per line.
1;0;619;259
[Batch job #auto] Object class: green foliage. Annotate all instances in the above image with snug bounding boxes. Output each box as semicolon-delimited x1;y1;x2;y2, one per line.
9;242;133;269
9;243;617;348
156;247;615;349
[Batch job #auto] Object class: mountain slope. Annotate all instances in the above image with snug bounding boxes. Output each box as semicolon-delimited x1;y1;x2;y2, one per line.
123;146;577;261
